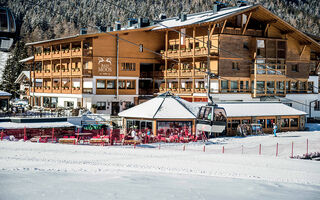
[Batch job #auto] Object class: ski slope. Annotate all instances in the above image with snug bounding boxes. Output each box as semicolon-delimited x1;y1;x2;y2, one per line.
0;131;319;200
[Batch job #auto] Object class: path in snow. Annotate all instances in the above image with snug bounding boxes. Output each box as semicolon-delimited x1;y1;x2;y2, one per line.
0;131;319;199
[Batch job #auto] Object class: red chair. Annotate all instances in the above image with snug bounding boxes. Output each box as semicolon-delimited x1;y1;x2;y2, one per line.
63;136;68;138
160;137;166;142
70;136;75;138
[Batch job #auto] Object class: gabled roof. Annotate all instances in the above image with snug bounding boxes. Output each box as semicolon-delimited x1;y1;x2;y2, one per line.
153;5;254;30
14;71;30;84
152;4;320;52
118;92;199;119
217;102;306;117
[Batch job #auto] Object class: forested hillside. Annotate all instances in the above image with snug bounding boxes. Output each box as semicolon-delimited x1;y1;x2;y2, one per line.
1;0;319;42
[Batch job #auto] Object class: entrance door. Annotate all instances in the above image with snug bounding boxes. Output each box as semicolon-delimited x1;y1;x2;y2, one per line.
111;102;120;116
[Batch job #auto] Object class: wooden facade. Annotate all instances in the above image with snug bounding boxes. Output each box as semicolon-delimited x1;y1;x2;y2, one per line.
26;4;320;113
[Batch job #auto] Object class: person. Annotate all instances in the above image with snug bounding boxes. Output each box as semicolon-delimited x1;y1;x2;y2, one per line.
273;123;277;137
131;129;136;139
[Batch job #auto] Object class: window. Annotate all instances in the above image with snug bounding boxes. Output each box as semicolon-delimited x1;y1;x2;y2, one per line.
121;63;136;71
267;81;275;94
107;80;116;89
243;42;249;50
126;80;135;89
281;118;289;128
315;101;320;111
119;80;126;89
97;80;106;89
256;81;265;94
290;118;298;127
266;119;275;128
291;64;299;72
276;81;284;94
64;101;74;108
290;81;298;92
257;119;266;128
232;62;240;70
97;102;106;110
230;81;238;92
221;80;229;92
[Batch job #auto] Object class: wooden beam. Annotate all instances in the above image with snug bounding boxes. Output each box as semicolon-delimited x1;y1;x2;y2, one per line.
264;24;270;36
242;12;252;35
281;30;294;35
209;23;216;39
221;20;227;34
262;19;277;24
300;45;307;58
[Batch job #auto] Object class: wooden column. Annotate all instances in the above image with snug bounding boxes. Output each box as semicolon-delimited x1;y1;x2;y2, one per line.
165;31;168;91
242;12;252;35
253;52;257;98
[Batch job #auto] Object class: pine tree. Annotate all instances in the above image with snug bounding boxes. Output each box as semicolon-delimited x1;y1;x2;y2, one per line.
0;40;28;98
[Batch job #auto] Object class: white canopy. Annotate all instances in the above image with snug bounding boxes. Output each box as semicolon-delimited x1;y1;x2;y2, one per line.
217;102;306;117
119;92;199;119
0;121;76;129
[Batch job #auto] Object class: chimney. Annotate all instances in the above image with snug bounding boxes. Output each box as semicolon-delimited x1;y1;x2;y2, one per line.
180;13;187;22
159;13;167;20
80;28;87;35
237;1;248;7
138;18;150;28
128;18;137;27
213;4;218;14
115;22;121;31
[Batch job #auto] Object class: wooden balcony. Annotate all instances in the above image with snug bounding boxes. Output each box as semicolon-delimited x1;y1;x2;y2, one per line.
71;68;81;76
35;70;43;77
96;88;116;95
43;52;51;59
43;70;51;77
61;50;71;58
35;53;42;61
52;70;61;77
180;70;192;77
71;87;81;94
43;87;51;93
194;69;206;77
180;49;193;57
179;88;193;94
194;88;206;93
61;69;71;76
34;87;43;93
83;88;93;94
71;48;82;57
153;71;164;78
52;51;60;59
61;87;71;94
83;49;92;57
119;89;136;95
166;70;178;77
52;87;60;93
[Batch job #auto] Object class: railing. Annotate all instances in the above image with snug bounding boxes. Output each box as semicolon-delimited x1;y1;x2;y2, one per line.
252;64;286;76
83;88;93;94
140;71;153;78
83;69;92;76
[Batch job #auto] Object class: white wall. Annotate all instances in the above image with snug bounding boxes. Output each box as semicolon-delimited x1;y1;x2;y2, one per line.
284;94;320;118
308;76;319;94
91;95;136;115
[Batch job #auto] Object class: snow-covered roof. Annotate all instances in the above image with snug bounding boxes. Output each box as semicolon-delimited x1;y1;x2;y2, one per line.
14;71;30;84
153;5;253;30
217;102;306;117
0;90;11;97
119;92;199;119
0;121;76;129
19;56;34;63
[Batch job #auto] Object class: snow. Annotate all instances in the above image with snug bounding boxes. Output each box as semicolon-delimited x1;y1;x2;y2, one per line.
153;5;253;30
0;131;320;199
0;51;10;82
217;102;306;117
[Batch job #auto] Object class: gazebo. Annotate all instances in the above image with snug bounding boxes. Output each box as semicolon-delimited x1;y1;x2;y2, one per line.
118;92;200;135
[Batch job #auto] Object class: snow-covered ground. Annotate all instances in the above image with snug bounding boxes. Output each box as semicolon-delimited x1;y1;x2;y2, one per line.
0;131;320;200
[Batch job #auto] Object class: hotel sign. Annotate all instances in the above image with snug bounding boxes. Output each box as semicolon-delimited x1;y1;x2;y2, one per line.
96;57;113;76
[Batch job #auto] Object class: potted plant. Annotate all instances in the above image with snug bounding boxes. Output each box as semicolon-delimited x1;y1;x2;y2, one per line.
160;50;164;54
195;47;200;51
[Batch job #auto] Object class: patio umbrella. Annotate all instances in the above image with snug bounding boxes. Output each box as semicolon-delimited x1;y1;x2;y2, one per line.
1;130;3;141
24;126;27;141
76;128;80;141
